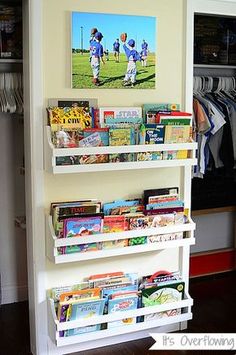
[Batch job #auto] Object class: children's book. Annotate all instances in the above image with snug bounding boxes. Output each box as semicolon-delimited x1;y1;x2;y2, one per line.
51;282;90;301
136;152;162;161
99;107;142;126
83;128;109;146
143;103;180;119
162;150;188;159
139;124;165;145
146;200;184;210
47;106;92;132
64;298;106;336
109;128;134;146
142;281;185;321
128;236;147;246
63;215;103;238
128;216;150;230
59;288;101;303
78;154;109;164
103;199;141;216
159;117;191;126
79;132;102;147
148;193;179;204
148;232;183;243
143;187;179;206
109;153;135;163
103;215;126;233
55;156;80;166
164;125;191;144
148;212;186;227
107;295;138;329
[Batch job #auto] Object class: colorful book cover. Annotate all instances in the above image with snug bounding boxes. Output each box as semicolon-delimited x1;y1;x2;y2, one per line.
142;281;184;321
79;132;102;147
103;199;140;216
78;154;109;164
109;128;134;146
109;153;135;163
56;156;80;166
110;205;144;216
159;117;191;125
105;117;143;124
103;215;126;233
64;298;106;336
162;150;188;159
59;288;101;303
99;107;142;126
146;200;184;210
148;212;186;227
47;106;92;131
83;128;109;146
136;152;162;161
51;282;90;301
148;232;183;243
129;216;150;230
148;193;179;204
63;216;103;238
143;103;180;119
141;124;165;144
107;295;138;329
128;236;147;246
164;125;191;144
143;187;179;206
51;129;81;148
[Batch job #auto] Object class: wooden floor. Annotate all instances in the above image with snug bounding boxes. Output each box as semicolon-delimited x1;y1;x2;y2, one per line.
0;271;236;355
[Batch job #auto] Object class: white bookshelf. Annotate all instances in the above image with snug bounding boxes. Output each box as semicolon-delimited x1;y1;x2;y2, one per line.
44;126;198;174
46;215;196;264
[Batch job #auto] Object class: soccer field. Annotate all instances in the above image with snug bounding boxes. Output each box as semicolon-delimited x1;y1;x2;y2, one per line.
72;52;156;89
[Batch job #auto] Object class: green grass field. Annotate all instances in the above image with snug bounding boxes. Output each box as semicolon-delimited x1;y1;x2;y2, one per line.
72;52;156;89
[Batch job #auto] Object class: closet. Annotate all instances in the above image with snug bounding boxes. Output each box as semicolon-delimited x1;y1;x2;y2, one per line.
185;0;236;277
0;0;26;305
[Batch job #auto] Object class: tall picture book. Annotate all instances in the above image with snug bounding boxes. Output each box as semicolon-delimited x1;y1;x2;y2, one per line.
64;298;106;336
164;125;191;144
107;294;139;329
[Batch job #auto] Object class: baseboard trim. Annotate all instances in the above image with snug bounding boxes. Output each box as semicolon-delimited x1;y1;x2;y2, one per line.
190;248;236;277
1;285;28;304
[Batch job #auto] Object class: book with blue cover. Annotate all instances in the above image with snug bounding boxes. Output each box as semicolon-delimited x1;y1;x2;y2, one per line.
64;298;106;336
107;295;138;329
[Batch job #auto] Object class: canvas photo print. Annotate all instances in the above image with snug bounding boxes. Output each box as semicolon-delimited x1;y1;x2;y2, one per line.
71;12;156;89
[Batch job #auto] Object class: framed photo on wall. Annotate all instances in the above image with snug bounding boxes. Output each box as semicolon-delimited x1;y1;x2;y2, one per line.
71;12;156;89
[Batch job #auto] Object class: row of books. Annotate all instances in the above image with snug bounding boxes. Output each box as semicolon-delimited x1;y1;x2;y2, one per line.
50;187;187;255
47;104;192;150
55;149;190;166
50;270;185;337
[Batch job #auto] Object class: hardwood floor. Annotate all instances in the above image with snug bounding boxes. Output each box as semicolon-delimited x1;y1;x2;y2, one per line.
0;271;235;355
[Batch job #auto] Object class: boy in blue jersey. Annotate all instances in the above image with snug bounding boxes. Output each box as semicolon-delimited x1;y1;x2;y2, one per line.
113;38;120;62
90;31;105;86
122;39;141;87
141;39;148;67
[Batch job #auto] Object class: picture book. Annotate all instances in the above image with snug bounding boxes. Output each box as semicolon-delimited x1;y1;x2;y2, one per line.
101;240;129;250
141;281;184;321
78;154;109;164
88;271;125;281
51;129;81;148
110;205;145;216
83;128;109;146
56;156;80;166
148;232;183;243
64;298;106;336
79;131;102;147
50;282;90;301
136;151;162;161
47;106;92;131
148;193;179;204
103;199;141;216
162;150;188;159
107;295;138;329
109;128;134;146
103;215;126;233
146;200;184;210
143;103;180;119
52;201;101;237
109;153;135;163
63;243;99;254
91;107;100;128
148;212;186;227
105;117;143;125
143;187;179;206
63;215;103;238
159;117;191;126
99;107;142;126
128;236;147;246
128;216;150;230
59;288;101;303
139;124;165;145
164;125;191;144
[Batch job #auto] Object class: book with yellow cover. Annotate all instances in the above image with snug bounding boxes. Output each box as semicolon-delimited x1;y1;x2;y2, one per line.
164;125;191;144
